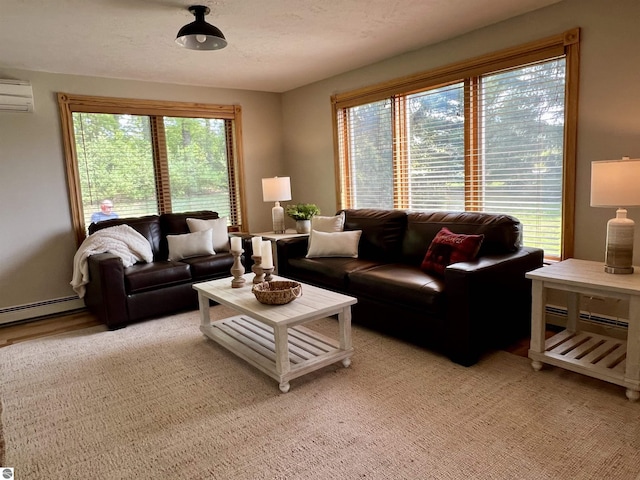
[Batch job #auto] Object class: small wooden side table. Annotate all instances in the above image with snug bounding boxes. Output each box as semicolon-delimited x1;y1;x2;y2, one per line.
527;258;640;401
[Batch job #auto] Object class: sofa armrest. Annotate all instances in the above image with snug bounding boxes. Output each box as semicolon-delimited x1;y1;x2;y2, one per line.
443;246;544;365
275;236;309;277
84;253;129;329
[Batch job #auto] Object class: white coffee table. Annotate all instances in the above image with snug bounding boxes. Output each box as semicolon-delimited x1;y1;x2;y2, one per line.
193;274;357;392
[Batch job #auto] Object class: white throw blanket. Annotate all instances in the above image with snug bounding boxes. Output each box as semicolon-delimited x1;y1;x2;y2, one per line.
71;224;153;298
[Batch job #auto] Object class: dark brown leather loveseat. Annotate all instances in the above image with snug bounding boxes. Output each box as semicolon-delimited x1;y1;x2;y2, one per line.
84;211;239;329
276;209;544;366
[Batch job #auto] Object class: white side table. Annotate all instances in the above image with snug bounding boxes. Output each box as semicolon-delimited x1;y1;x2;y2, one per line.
255;230;309;274
527;258;640;401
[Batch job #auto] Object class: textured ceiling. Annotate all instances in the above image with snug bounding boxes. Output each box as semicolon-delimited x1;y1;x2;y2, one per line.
0;0;561;93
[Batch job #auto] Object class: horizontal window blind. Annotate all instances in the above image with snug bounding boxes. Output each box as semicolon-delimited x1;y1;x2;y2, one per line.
164;116;233;219
404;83;465;211
336;57;567;259
74;113;159;224
474;59;566;257
338;100;393;208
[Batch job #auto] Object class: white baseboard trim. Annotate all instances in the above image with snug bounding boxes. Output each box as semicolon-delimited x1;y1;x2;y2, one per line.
0;296;85;325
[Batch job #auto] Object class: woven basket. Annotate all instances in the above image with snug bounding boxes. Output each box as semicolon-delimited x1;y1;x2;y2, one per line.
252;281;302;305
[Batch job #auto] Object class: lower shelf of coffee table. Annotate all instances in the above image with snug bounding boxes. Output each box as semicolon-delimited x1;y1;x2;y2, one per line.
200;314;353;386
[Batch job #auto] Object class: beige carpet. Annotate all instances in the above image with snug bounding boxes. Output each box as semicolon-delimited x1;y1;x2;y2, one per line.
1;306;640;480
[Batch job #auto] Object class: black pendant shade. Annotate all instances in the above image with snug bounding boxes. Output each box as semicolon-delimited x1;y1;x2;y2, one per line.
176;5;227;51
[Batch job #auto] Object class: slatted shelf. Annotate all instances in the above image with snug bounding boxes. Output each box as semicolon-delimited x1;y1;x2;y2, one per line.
540;330;627;383
214;315;338;365
200;314;352;389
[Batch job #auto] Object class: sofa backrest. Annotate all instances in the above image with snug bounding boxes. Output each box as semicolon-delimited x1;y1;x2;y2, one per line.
89;215;163;259
88;210;219;261
339;209;408;261
402;211;523;265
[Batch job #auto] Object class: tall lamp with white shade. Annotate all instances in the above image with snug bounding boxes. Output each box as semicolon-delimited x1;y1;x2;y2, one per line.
262;177;291;234
590;157;640;274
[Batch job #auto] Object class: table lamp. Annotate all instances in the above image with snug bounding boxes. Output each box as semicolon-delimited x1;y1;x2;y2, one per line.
590;157;640;274
262;176;291;234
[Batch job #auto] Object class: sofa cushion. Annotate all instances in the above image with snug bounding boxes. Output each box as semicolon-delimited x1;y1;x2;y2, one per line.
340;209;408;261
159;211;219;259
306;230;362;258
311;212;345;233
124;261;192;294
187;217;230;253
402;211;522;265
167;229;215;261
420;227;484;276
181;253;235;280
287;257;380;291
349;264;445;314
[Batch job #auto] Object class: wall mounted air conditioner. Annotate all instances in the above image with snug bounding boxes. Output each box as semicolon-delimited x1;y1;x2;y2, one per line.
0;80;34;112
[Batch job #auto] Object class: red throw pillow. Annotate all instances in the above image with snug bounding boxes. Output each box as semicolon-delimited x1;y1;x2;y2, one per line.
420;227;484;276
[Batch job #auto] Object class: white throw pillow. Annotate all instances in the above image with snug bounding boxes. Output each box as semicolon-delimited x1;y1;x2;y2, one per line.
306;229;362;258
310;212;345;233
187;217;229;253
167;229;215;261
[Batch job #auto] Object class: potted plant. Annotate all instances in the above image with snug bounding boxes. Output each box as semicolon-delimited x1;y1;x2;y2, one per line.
286;203;320;234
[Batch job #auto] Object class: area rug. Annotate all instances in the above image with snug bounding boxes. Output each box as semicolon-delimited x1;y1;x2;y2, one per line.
1;306;639;480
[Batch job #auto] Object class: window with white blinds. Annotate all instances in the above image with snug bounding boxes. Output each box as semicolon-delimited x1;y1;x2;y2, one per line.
333;29;579;260
58;94;246;244
477;60;565;255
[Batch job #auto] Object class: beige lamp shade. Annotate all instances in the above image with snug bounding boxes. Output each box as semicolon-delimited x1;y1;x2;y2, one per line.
590;158;640;207
262;177;292;202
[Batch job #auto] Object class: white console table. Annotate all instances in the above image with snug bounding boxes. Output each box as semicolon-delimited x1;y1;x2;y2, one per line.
527;258;640;401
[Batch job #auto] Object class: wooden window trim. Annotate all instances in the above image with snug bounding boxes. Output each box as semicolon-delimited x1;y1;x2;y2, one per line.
393;96;409;209
332;29;577;108
57;93;247;246
465;77;482;211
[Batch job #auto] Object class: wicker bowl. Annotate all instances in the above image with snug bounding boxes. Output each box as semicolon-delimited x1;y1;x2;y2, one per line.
252;281;302;305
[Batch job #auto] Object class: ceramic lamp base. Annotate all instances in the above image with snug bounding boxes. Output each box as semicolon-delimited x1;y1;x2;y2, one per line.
272;201;285;234
604;208;635;274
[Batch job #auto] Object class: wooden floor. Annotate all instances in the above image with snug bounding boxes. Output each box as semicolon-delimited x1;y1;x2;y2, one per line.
0;309;542;359
0;310;102;348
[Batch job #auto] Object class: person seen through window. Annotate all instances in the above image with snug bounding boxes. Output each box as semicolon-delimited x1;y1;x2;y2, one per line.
91;199;119;224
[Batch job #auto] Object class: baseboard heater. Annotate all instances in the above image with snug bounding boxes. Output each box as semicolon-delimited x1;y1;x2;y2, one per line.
545;304;628;330
0;296;85;325
0;299;627;329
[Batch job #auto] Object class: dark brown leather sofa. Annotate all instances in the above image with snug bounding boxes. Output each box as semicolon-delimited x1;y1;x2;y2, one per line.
84;211;240;329
275;209;544;366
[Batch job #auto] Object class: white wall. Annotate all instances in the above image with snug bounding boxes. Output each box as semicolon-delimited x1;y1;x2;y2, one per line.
282;0;640;266
0;69;282;320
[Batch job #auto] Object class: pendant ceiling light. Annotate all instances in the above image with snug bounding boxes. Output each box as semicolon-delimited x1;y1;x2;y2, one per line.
176;5;227;51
